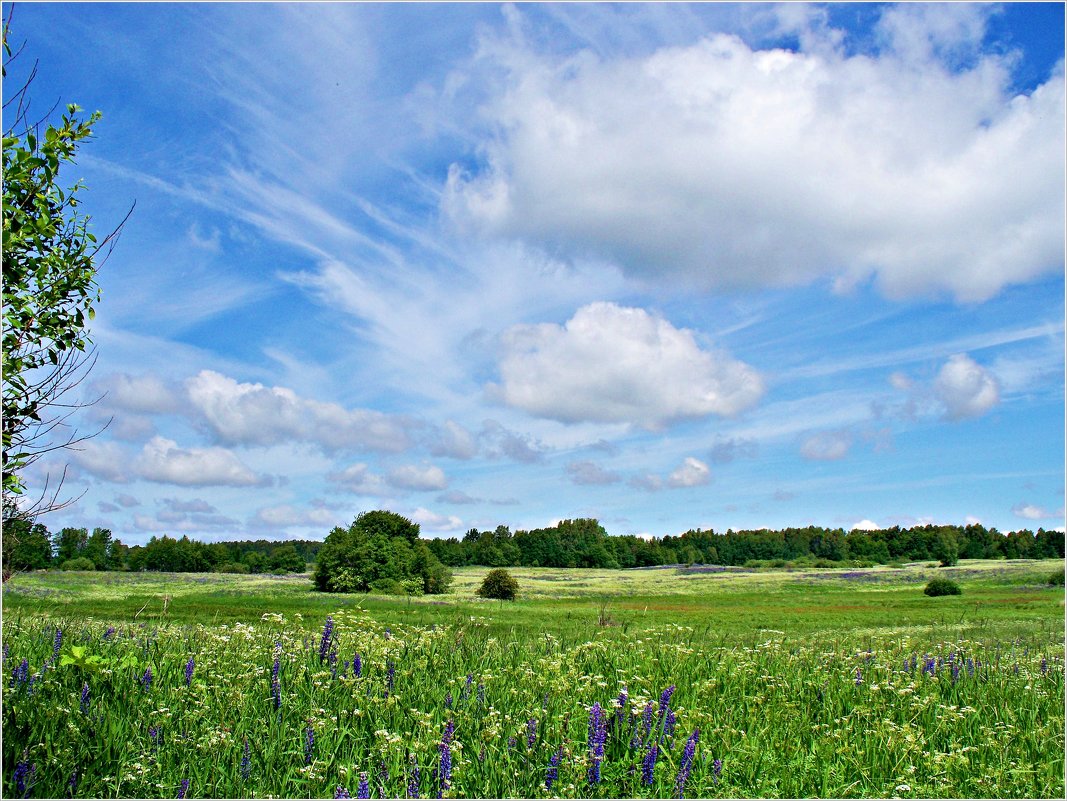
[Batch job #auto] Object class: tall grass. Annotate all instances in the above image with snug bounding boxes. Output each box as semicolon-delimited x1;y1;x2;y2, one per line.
3;608;1063;798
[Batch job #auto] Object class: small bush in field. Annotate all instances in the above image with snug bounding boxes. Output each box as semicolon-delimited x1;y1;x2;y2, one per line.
60;557;95;571
924;577;961;596
476;568;519;600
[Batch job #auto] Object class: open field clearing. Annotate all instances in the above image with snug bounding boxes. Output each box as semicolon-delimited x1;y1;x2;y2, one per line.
2;560;1063;798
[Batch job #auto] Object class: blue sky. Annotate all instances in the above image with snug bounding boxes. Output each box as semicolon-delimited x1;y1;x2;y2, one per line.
6;2;1064;545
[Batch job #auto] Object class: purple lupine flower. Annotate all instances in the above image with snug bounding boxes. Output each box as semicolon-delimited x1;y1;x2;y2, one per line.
384;627;392;640
545;746;562;792
240;738;251;780
437;719;455;796
12;658;29;687
507;736;517;751
854;668;862;686
951;660;961;683
526;717;538;748
53;628;63;662
477;681;485;706
1041;656;1049;674
304;726;315;765
587;702;607;785
386;660;396;696
184;657;195;686
966;658;974;677
664;708;677;740
641;701;654;740
444;692;453;709
271;653;282;710
334;787;351;799
104;626;116;641
658;685;676;714
141;667;153;690
923;656;936;676
13;760;35;798
478;745;486;762
712;757;723;783
642;743;659;786
357;772;370;799
674;728;700;798
80;682;90;714
460;673;473;701
149;726;161;751
177;778;190;799
353;653;362;678
66;770;79;798
407;755;420;798
319;616;334;664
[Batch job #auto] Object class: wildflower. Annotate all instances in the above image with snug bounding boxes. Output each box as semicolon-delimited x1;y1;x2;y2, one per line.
2;643;8;663
384;626;392;640
304;726;316;765
240;738;252;780
587;702;607;785
712;757;723;783
966;658;975;677
10;658;30;689
526;717;538;748
177;778;190;799
407;754;420;798
271;654;282;710
951;661;960;683
141;667;153;691
460;673;473;702
80;682;90;714
923;657;936;676
658;684;676;714
149;726;161;752
386;660;396;697
477;681;485;706
353;653;362;678
66;770;79;798
1041;656;1049;674
674;728;700;798
438;719;455;796
444;692;453;709
357;772;370;799
545;746;563;792
13;759;36;798
855;668;863;686
184;657;195;686
104;627;116;641
335;787;351;799
614;686;629;731
52;628;63;663
319;616;334;664
641;701;654;742
642;743;659;786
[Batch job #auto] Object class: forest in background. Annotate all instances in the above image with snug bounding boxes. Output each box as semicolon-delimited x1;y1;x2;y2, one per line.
3;515;1063;576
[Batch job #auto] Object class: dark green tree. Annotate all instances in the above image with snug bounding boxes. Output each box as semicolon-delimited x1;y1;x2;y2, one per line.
313;510;451;595
476;568;519;601
1;517;51;570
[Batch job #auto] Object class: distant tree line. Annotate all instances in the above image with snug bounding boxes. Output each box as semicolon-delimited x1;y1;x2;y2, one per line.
3;516;1063;577
426;520;1065;569
2;520;320;574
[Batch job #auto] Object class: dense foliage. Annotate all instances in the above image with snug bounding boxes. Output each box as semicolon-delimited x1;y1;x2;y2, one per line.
428;520;1065;569
924;577;963;596
313;511;452;595
2;599;1062;799
475;567;519;600
3;517;1063;578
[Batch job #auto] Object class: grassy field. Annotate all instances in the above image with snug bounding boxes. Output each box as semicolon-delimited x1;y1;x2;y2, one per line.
2;559;1063;798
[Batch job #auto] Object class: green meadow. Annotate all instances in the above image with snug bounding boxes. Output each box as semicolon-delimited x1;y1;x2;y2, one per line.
2;559;1064;798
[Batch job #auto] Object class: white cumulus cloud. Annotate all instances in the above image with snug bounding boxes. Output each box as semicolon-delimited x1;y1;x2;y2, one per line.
934;354;1000;420
387;463;449;492
493;302;763;427
446;10;1064;301
667;457;712;488
134;436;267;487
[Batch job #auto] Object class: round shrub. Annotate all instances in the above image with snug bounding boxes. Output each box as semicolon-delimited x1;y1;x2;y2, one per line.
476;568;519;601
60;557;95;571
218;562;250;574
924;577;962;597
